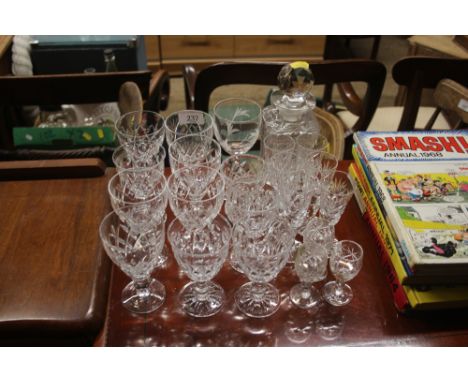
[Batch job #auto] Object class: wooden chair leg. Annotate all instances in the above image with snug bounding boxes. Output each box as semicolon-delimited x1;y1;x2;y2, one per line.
370;36;381;60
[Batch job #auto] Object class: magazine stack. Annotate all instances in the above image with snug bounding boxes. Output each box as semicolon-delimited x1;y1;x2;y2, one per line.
349;130;468;312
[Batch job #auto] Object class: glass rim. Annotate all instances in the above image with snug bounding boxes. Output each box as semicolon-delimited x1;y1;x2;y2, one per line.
227;181;277;214
168;134;222;163
99;209;166;248
167;213;232;247
167;166;225;202
322;170;354;193
114;110;165;138
112;145;166;168
221;153;265;172
108;168;167;205
295;132;329;151
333;239;364;258
165;109;214;127
164;110;215;144
300;242;329;258
321;152;339;168
212;97;262;123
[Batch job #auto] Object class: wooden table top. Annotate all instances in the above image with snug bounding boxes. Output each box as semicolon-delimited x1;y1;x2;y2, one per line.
0;167;112;345
103;161;468;347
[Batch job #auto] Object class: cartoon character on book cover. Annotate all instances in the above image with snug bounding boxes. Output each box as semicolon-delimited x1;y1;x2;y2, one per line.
397;204;468;259
378;162;468;204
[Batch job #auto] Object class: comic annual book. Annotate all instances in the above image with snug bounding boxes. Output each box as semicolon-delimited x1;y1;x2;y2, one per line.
349;162;468;311
354;131;468;276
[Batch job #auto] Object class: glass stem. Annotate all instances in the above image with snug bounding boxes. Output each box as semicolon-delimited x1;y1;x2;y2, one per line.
193;281;210;301
134;278;150;298
334;280;345;297
331;225;336;241
251;282;267;301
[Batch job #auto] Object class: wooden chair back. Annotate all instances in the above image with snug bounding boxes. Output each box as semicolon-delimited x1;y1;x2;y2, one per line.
184;60;386;158
425;79;468;130
392;57;468;131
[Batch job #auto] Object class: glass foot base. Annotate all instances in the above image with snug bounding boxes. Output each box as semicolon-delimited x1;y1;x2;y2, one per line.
121;278;166;314
179;281;225;318
235;282;280;318
290;283;322;309
322;281;353;307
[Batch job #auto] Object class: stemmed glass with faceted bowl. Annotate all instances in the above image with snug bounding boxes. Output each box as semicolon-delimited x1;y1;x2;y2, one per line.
168;215;232;317
99;211;167;314
108;167;167;232
234;217;295;318
114;110;165;167
165;110;214;146
319;170;354;240
112;145;166;174
107;167;169;269
225;177;277;273
213;98;262;156
168;135;222;174
322;240;363;307
221;154;266;190
290;244;328;310
167;166;225;230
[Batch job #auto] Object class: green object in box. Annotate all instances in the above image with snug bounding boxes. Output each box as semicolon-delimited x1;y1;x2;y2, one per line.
13;126;116;148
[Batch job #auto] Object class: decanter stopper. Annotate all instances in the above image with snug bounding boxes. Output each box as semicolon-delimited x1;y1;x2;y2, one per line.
277;61;314;95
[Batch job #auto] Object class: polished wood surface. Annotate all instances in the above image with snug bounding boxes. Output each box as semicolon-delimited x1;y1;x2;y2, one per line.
234;36;325;58
0;169;112;345
150;36;325;74
0;158;106;180
103;162;468;347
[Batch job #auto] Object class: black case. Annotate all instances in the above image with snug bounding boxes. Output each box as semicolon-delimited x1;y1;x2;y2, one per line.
30;35;147;74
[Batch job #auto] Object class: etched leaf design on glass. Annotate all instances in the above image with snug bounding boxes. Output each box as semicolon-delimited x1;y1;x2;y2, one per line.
226;107;250;137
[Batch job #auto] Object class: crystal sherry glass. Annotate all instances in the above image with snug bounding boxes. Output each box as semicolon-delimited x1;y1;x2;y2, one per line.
290;244;328;309
319;170;354;240
322;240;363;306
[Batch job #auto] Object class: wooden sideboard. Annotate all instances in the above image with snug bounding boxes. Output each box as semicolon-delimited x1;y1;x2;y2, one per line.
0;36;324;76
144;36;325;74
